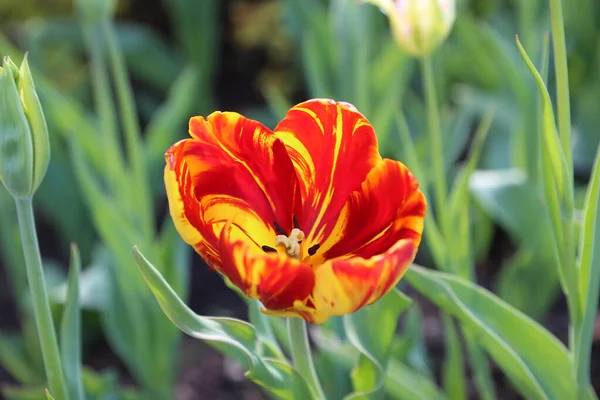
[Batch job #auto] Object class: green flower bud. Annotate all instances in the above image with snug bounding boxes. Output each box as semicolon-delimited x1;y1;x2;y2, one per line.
0;55;50;198
364;0;456;57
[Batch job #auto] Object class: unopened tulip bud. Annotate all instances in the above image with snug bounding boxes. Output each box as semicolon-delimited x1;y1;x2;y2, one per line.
0;55;50;198
364;0;456;57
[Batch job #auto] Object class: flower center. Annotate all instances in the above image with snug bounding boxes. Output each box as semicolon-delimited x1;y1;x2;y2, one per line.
275;228;304;259
261;217;320;261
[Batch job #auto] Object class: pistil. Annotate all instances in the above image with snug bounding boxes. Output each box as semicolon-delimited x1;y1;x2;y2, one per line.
275;228;305;259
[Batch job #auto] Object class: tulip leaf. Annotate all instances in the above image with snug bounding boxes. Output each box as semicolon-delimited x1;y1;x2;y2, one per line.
45;389;55;400
2;386;49;400
516;36;578;316
470;169;560;318
441;315;467;400
405;264;576;400
463;326;497;400
248;300;286;361
133;247;312;399
0;334;40;385
385;359;446;400
343;289;412;399
393;305;432;378
59;244;85;400
575;144;600;394
395;111;447;268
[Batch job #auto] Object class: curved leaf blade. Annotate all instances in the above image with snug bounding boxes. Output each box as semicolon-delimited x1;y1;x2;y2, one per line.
405;265;575;400
60;244;84;400
133;247;312;400
343;289;412;399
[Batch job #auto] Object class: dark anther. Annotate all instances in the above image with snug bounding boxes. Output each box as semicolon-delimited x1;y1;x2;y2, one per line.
308;244;320;256
293;216;301;230
273;221;287;236
262;245;278;253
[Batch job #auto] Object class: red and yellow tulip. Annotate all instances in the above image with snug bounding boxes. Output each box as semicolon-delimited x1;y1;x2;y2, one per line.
165;99;426;323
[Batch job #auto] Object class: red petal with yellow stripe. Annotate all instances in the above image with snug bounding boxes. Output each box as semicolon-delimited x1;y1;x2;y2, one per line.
274;100;382;249
165;99;426;323
219;221;315;310
165;111;301;270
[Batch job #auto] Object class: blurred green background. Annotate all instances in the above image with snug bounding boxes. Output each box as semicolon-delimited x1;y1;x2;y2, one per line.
0;0;599;399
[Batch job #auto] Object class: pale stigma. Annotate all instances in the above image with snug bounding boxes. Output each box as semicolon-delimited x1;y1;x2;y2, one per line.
275;228;305;259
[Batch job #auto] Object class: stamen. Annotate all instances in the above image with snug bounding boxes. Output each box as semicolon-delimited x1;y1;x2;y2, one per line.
274;221;287;236
308;244;320;256
293;216;301;230
262;245;278;253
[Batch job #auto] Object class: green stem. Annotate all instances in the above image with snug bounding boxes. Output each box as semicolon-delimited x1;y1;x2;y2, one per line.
422;56;448;241
15;197;69;400
287;318;326;400
549;0;573;177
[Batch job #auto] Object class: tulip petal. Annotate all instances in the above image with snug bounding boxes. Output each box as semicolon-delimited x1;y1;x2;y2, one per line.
165;112;301;268
219;221;315;310
320;159;426;262
262;239;416;324
274;99;381;248
312;238;416;323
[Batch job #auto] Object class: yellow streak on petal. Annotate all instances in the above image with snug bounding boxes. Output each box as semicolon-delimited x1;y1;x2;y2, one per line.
194;115;279;216
164;163;203;247
305;106;343;244
295;106;325;136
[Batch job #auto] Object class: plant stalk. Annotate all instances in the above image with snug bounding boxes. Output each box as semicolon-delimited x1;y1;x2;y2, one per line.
549;0;573;176
422;56;448;242
15;197;69;400
287;318;326;400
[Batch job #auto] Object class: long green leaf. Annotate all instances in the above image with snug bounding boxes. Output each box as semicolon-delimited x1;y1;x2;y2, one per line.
575;144;600;396
133;247;312;399
145;66;200;165
60;244;84;400
446;110;494;278
343;289;412;399
0;335;40;384
104;19;154;241
405;264;576;400
470;169;560;318
248;300;286;361
516;36;579;320
395;111;447;268
440;315;466;400
385;359;446;400
463;327;497;400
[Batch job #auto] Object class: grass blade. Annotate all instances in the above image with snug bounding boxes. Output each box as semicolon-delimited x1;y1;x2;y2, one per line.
59;244;84;400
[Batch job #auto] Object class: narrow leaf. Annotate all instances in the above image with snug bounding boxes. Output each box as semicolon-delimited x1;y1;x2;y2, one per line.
441;315;466;400
405;264;576;400
343;289;412;399
385;359;446;400
133;247;312;399
0;335;40;384
575;144;600;394
60;244;84;400
516;36;578;318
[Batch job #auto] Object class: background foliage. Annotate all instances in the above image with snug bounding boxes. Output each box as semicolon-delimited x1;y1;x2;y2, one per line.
0;0;599;399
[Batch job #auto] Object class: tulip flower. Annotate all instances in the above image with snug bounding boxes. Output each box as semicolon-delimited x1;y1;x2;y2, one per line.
165;99;426;323
364;0;456;57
